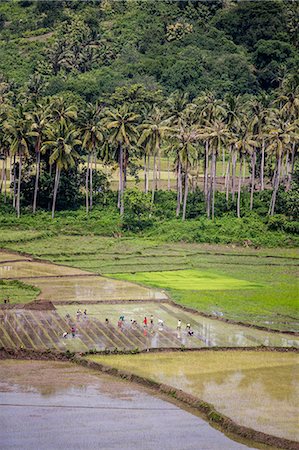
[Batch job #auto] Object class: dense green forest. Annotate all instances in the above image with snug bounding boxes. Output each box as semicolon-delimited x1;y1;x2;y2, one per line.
0;0;298;245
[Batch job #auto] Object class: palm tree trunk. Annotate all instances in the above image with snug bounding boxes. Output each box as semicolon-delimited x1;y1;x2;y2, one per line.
152;154;157;204
287;142;296;190
211;149;216;220
204;141;209;198
237;156;243;219
144;154;147;193
231;149;236;201
52;165;61;219
176;159;181;217
167;157;171;191
16;152;23;218
222;146;225;177
250;151;256;210
146;155;150;193
157;153;161;190
225;156;230;204
0;157;4;195
260;139;265;191
86;153;90;214
119;144;124;215
89;152;93;210
182;160;189;221
13;155;16;209
242;159;246;181
269;155;282;216
9;155;13;200
33;151;40;214
3;157;7;203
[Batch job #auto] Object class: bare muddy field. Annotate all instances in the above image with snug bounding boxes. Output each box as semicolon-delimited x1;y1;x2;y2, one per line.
87;351;299;443
0;360;256;450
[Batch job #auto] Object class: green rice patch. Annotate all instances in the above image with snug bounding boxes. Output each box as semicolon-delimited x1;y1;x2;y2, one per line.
110;269;260;291
0;279;40;304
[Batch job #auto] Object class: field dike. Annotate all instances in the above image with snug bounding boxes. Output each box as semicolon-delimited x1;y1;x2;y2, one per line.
1;347;298;450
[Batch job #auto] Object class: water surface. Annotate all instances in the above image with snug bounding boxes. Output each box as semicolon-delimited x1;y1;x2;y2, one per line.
0;360;253;450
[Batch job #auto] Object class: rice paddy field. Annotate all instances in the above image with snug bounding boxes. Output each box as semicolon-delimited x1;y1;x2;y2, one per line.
1;234;298;332
86;351;299;443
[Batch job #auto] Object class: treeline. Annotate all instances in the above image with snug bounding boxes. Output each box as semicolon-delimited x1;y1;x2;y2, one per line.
0;76;298;221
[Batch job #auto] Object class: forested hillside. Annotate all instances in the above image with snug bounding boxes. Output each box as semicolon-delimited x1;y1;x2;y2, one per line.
0;1;298;246
0;0;298;96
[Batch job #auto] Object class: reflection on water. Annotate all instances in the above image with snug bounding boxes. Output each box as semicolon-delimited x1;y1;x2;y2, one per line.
0;360;251;450
96;351;298;442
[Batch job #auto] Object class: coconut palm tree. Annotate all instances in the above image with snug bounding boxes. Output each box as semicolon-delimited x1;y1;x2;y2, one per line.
80;103;104;213
42;123;81;218
104;105;139;215
266;114;297;216
138;107;171;202
26;104;50;213
5;106;30;218
172;124;198;220
198;119;231;219
234;126;257;218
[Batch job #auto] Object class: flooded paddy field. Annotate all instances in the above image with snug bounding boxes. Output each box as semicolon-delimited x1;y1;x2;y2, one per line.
0;303;298;353
0;360;256;450
87;351;299;443
0;257;167;302
1;246;298;332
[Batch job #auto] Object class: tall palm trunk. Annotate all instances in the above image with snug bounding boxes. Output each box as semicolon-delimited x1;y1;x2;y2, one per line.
269;154;282;216
157;153;161;190
237;156;243;219
260;139;265;191
86;153;90;214
167;157;171;191
225;155;230;204
204;141;209;198
231;149;236;201
0;157;4;195
89;151;94;210
9;155;13;200
222;146;225;177
211;149;217;220
250;151;256;210
182;160;189;221
286;142;296;190
16;152;23;218
176;159;181;217
33;149;41;214
152;154;157;204
52;164;61;219
119;143;124;215
13;155;16;208
144;154;147;193
3;156;7;203
146;155;150;193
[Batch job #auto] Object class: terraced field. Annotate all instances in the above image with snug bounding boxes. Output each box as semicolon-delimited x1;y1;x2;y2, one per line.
3;237;298;332
0;251;298;352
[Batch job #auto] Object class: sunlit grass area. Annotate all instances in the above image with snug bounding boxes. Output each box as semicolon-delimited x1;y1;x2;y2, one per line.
110;269;259;290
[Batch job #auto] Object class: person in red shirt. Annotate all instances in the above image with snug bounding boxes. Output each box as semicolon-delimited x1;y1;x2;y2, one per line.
143;316;147;327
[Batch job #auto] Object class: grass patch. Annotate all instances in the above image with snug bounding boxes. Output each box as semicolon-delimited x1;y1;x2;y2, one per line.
0;279;40;304
110;269;260;291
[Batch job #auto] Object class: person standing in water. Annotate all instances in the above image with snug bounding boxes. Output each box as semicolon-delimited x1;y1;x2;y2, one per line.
177;319;182;331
